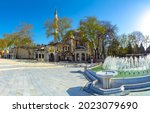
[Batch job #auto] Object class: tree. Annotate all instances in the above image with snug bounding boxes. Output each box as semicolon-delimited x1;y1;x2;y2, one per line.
130;31;145;46
2;23;33;58
16;23;33;58
44;18;72;42
0;38;5;50
146;45;150;54
133;44;139;54
143;35;150;51
139;43;145;54
16;23;33;46
58;18;72;42
107;38;120;56
127;43;133;54
118;34;128;48
128;34;137;47
118;47;128;57
3;33;18;49
99;21;118;58
79;17;105;60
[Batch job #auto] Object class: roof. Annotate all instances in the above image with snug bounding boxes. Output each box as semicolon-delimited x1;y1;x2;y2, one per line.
75;46;86;50
48;42;68;46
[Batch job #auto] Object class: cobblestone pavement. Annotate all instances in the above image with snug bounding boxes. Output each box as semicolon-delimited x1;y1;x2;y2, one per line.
0;59;90;96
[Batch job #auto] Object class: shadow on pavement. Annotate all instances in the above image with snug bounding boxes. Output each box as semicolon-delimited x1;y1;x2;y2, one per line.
67;86;91;96
70;70;92;82
70;70;84;74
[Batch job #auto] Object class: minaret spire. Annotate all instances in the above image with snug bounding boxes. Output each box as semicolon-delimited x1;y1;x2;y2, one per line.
54;10;58;18
54;9;59;43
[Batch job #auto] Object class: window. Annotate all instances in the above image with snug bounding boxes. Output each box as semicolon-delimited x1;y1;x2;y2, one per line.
39;54;41;58
36;54;38;58
42;54;44;58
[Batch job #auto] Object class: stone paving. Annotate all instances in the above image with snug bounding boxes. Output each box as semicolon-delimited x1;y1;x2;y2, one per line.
0;59;90;96
1;59;150;96
129;90;150;96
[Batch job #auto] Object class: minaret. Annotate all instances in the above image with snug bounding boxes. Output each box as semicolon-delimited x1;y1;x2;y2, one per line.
53;10;59;43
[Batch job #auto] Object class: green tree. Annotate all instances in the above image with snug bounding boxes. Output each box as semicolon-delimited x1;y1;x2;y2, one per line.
3;23;33;58
130;31;145;46
128;34;137;47
0;38;5;50
118;34;128;48
99;21;118;58
79;17;105;60
133;44;139;54
127;43;133;54
107;38;120;56
139;43;145;54
16;23;33;47
118;47;128;57
44;18;72;42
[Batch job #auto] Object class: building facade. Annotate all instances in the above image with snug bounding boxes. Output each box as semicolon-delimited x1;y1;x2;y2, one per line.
5;10;92;63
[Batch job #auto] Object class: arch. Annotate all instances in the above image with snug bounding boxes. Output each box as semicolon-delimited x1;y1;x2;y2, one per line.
58;55;61;61
82;53;85;61
76;53;80;61
64;51;73;61
36;53;38;59
49;53;54;62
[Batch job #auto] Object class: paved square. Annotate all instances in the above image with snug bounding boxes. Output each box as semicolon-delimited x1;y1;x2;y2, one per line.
0;59;90;96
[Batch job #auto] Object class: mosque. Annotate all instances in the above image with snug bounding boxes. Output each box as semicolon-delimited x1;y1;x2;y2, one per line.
7;10;92;63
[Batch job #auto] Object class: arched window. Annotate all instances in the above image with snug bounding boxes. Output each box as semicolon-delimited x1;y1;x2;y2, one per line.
39;54;41;58
42;54;44;58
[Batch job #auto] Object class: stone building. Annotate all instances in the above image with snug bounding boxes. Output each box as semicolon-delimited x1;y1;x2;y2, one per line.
9;47;36;59
46;29;91;62
33;31;91;62
34;45;47;62
8;35;91;62
7;10;92;63
33;10;92;63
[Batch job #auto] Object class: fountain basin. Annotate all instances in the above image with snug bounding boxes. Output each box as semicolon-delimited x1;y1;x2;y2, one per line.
84;55;150;95
96;71;116;89
84;69;150;95
97;70;118;77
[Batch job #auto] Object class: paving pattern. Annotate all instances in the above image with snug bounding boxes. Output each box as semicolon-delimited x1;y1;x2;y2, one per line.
0;59;90;96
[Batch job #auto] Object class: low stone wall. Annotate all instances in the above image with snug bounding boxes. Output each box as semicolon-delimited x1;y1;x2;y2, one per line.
84;70;97;81
90;80;122;95
83;80;122;95
86;70;103;82
124;82;150;92
111;75;150;88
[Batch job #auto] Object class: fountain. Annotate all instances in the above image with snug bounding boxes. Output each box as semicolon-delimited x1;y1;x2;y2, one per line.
99;55;150;77
84;54;150;95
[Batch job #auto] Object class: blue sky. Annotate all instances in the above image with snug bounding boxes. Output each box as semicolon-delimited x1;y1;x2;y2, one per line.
0;0;150;44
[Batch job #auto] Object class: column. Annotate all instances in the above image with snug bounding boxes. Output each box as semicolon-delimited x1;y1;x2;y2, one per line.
79;53;82;62
54;52;57;62
37;53;39;61
47;54;49;62
39;53;40;61
49;53;51;62
75;53;76;62
85;53;87;62
102;76;113;89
